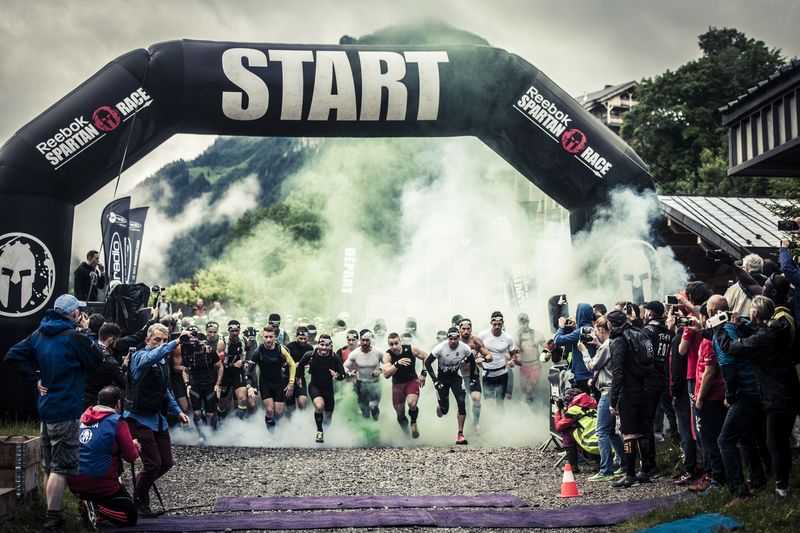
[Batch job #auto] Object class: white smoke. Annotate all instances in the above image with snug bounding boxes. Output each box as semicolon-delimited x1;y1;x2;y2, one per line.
164;134;687;449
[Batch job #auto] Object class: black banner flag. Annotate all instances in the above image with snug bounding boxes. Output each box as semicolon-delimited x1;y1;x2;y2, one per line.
100;196;130;285
126;206;148;283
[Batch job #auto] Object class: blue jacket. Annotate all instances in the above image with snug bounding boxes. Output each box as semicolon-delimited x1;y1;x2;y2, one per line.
123;340;181;432
5;310;103;422
554;303;595;382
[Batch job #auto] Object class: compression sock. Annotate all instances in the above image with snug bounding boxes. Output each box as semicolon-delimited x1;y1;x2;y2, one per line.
624;439;638;478
314;412;324;432
397;414;409;433
409;407;419;423
472;405;481;427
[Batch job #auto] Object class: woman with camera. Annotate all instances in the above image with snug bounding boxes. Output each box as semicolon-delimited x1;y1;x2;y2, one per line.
577;317;625;482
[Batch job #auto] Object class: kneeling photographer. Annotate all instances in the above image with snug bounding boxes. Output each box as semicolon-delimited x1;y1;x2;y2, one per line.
554;388;600;473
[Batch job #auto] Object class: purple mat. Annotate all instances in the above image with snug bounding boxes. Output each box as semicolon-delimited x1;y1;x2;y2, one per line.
213;493;529;511
108;508;436;532
429;494;685;528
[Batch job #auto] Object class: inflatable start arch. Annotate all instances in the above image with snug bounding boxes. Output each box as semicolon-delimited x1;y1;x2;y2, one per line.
0;39;653;353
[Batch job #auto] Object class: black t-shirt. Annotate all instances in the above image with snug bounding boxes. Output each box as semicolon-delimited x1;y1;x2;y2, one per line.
187;349;218;388
389;345;417;384
297;350;345;390
251;344;285;383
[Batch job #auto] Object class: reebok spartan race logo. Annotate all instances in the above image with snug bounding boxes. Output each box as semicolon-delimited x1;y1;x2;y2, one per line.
36;88;154;169
514;85;613;178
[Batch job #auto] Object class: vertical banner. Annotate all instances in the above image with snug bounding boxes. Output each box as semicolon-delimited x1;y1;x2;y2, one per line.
100;196;131;284
126;207;148;283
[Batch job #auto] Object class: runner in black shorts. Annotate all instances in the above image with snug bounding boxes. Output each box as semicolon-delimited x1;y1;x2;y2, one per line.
285;326;312;415
246;326;295;433
217;320;252;420
295;334;346;443
457;318;492;434
425;327;478;445
183;334;223;438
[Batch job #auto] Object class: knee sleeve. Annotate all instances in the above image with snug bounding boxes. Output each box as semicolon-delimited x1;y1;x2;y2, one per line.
456;393;467;416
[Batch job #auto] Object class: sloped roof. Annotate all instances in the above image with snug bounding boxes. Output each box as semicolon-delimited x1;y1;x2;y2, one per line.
719;58;800;117
579;81;636;109
658;195;797;256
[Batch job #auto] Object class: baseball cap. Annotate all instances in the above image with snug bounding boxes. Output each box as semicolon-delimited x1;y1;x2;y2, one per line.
606;310;628;327
54;294;85;315
642;301;665;317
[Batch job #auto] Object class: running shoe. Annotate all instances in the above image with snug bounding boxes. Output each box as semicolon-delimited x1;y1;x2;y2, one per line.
436;406;443;418
674;472;699;485
613;466;625;476
315;431;324;443
700;480;722;495
775;488;790;498
456;433;468;445
611;475;637;488
588;473;617;482
410;422;419;439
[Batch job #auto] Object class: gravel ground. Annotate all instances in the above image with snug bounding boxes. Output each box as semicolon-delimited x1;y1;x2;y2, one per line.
131;440;684;533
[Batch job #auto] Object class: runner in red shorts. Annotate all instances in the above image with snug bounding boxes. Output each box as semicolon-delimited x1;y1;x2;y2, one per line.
382;332;428;438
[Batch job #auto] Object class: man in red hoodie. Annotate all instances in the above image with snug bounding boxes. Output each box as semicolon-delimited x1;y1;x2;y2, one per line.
68;386;139;527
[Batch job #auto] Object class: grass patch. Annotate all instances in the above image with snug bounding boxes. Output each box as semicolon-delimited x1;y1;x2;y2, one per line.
618;451;800;532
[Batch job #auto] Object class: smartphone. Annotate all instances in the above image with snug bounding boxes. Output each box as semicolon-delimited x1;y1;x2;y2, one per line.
561;294;567;303
707;311;729;328
664;295;680;305
778;220;799;231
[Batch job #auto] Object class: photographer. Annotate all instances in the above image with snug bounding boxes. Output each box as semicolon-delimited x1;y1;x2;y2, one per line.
183;329;224;435
554;388;600;473
74;250;105;301
577;317;625;481
123;324;190;517
722;295;800;498
554;302;596;394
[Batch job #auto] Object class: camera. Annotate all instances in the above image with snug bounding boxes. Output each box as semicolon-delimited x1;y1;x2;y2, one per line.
675;316;692;327
777;220;799;232
180;336;212;359
707;311;729;328
704;249;735;265
561;318;575;333
579;326;594;343
243;326;257;340
151;285;165;294
555;397;565;410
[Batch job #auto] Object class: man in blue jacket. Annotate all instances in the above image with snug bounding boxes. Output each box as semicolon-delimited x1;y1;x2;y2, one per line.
554;302;596;394
124;323;190;517
5;294;104;533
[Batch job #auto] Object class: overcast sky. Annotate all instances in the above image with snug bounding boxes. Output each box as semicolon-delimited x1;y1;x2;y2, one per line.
1;0;798;256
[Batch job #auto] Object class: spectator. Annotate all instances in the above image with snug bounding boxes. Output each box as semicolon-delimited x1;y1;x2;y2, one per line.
724;253;765;316
4;294;103;533
724;295;800;498
67;386;139;527
554;302;595;394
607;309;655;488
192;298;206;318
73;250;105;301
83;322;127;408
577;317;625;481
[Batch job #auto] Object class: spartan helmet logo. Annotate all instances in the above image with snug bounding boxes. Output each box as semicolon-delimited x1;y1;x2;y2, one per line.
596;240;663;304
0;241;35;307
0;233;56;317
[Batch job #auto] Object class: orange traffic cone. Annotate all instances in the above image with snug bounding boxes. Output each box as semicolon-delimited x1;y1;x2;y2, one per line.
556;463;581;498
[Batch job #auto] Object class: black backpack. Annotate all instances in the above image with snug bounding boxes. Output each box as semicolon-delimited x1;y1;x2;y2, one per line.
622;327;654;368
